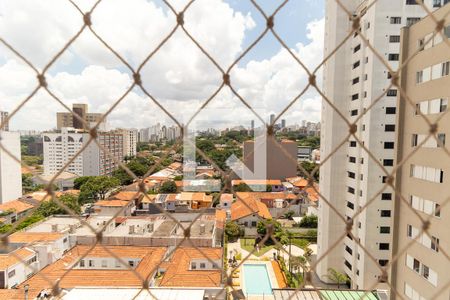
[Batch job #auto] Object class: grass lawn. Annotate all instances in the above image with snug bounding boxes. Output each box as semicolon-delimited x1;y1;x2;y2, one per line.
240;238;274;257
291;238;310;249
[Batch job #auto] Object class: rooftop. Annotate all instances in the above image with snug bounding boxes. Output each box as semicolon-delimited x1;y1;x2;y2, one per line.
21;245;166;289
231;196;272;221
0;247;35;270
231;179;282;186
8;232;64;244
0;200;34;214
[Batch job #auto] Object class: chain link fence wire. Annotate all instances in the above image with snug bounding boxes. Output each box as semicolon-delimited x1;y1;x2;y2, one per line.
0;0;449;299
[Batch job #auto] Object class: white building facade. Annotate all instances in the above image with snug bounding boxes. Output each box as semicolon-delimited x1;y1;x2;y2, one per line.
114;128;138;158
318;0;439;290
0;131;22;204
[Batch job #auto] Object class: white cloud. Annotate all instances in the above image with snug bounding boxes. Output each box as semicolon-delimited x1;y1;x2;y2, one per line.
0;0;323;131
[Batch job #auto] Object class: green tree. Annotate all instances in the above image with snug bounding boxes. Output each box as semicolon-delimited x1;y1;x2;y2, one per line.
324;268;348;289
78;176;120;204
159;181;177;193
256;219;287;245
234;183;252;192
225;221;242;242
74;176;95;190
196;139;215;153
112;168;134;186
299;215;318;228
299;161;319;181
283;210;295;220
37;194;81;217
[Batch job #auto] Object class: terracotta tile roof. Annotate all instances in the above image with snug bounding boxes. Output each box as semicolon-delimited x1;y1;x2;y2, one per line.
94;200;130;207
235;192;297;201
159;247;222;287
215;210;226;229
220;194;233;201
109;191;142;201
22;245;166;289
25;191;51;202
231;196;271;221
286;177;309;188
304;184;319;202
0;200;34;214
231;179;282;186
141;194;157;204
55;190;80;197
0;247;35;270
0;288;41;300
8;232;64;244
168;162;182;170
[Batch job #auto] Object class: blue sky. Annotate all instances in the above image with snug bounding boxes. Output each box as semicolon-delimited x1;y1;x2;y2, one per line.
227;0;324;64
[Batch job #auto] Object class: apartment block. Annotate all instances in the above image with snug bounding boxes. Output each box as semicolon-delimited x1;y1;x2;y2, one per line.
0;111;9;131
319;0;440;290
56;103;105;130
393;5;450;300
0;131;22;204
43;128;123;176
113;128;138;158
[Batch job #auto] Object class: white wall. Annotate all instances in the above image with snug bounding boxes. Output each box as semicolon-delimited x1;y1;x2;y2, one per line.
0;131;22;203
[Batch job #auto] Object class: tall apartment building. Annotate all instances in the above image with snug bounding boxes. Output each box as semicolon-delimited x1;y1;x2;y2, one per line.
57;104;105;130
319;0;439;290
393;5;450;300
0;111;9;131
43;128;124;176
114;128;138;158
0;131;22;203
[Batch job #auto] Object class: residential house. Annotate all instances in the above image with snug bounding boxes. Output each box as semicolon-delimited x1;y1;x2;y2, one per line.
0;200;34;225
0;247;38;288
230;195;271;228
231;179;284;192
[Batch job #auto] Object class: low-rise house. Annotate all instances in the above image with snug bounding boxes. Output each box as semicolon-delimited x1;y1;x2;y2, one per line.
231;179;284;192
231;195;271;228
175;179;221;192
219;193;233;209
0;200;35;225
8;232;71;269
93;198;135;216
0;247;38;288
177;192;212;210
33;171;79;191
20;245;223;293
235;192;300;218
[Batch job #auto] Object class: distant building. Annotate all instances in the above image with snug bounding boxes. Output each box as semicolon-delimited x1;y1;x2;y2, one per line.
297;146;312;161
0;111;9;131
269;114;275;125
281;119;286;128
43;128;124;176
0;131;22;204
113;128;138;158
56;103;105;130
243;139;297;181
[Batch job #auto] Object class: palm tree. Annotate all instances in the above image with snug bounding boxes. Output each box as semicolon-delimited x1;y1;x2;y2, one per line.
290;256;307;277
324;268;348;289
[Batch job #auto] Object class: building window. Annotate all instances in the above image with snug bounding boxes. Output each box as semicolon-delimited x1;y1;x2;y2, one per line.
8;270;15;278
407;17;421;26
383;159;394;166
416;70;423;83
345;245;353;255
351;93;359;100
351;109;358;116
379;260;389;266
349;156;356;163
379;243;390;250
380;226;390;234
344;260;352;270
385;124;396;132
354;44;361;53
348;171;356;179
350;141;357;147
390;17;401;24
347;201;355;209
388;54;399;61
389;35;400;43
347;186;355;194
88;260;94;267
442;61;450;76
128;260;134;267
200;263;206;269
380;210;391;217
381;193;392;200
353;61;360;69
191;262;197;270
79;260;85;267
386;107;396;114
406;0;418;4
352;77;360;85
386;89;397;96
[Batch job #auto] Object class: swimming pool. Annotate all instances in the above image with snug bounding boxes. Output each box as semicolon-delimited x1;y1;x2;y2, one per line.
243;264;273;296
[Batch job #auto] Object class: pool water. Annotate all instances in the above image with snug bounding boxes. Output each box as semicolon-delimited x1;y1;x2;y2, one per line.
243;264;273;295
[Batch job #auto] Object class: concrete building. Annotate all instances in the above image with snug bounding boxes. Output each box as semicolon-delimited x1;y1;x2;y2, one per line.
56;103;105;130
0;131;22;204
43;128;84;176
43;128;124;176
243;139;297;181
392;5;450;300
114;128;137;158
318;0;440;290
0;111;9;131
